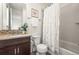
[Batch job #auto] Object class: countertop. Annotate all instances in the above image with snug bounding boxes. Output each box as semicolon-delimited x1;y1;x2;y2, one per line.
0;34;31;40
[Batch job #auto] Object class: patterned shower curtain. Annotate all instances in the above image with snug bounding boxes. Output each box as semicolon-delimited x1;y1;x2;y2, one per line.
43;4;60;54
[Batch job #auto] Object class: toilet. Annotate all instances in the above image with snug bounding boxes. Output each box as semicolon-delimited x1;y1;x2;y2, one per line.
31;35;48;55
36;44;48;55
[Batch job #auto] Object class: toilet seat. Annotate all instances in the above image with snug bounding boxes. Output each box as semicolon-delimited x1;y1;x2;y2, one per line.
37;44;48;54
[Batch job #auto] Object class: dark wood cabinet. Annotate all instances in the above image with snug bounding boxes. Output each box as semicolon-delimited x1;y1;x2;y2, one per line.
17;42;30;55
0;36;31;55
0;45;16;55
4;45;16;55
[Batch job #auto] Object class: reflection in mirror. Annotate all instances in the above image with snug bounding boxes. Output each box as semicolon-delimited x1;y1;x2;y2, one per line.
7;3;26;30
0;3;26;31
0;4;3;30
0;3;8;30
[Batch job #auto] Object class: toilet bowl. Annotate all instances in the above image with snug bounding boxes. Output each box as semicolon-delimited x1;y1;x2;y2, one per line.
36;44;48;55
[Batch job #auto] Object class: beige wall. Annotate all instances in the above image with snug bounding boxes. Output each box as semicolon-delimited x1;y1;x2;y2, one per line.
60;3;79;54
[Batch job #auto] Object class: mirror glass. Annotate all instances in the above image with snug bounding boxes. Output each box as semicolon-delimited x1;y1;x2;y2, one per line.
0;3;8;30
0;3;26;30
8;3;26;30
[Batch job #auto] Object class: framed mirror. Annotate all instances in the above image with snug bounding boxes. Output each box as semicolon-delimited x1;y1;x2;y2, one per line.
0;3;26;30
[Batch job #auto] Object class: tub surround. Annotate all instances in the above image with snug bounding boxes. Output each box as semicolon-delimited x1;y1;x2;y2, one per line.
0;32;31;55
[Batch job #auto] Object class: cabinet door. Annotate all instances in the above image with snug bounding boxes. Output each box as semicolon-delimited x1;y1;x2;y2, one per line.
3;45;17;55
0;48;8;55
17;42;30;55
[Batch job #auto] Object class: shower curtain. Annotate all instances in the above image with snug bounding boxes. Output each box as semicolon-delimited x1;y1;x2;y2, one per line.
43;4;60;54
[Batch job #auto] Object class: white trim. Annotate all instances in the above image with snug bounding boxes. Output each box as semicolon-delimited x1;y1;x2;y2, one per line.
48;47;77;55
59;48;77;55
60;40;78;47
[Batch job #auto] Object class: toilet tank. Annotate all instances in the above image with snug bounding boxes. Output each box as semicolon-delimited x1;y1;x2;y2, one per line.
32;35;41;45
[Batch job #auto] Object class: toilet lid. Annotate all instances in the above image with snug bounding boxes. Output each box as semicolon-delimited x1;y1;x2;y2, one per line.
37;44;47;49
37;44;48;53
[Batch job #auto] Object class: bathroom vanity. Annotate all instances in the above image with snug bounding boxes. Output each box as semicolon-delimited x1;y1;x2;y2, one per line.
0;34;31;55
0;3;31;55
